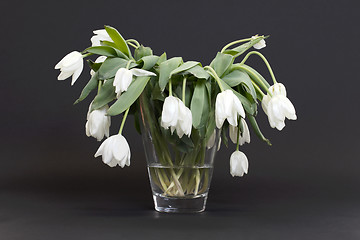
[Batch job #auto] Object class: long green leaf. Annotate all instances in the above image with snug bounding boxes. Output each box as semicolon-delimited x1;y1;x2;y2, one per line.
107;76;151;116
247;114;271;146
222;70;257;102
159;57;183;91
134;45;153;60
210;52;234;77
74;72;99;104
138;55;159;70
91;78;116;110
104;25;131;57
170;61;200;76
190;80;209;129
86;46;128;59
185;65;210;79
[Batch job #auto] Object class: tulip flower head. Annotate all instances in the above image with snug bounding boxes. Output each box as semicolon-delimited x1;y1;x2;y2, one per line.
230;150;249;177
262;83;297;131
94;134;131;168
90;56;107;76
113;68;156;98
55;51;84;85
85;102;111;141
91;29;113;47
252;35;266;49
229;118;250;145
215;89;245;129
161;96;192;138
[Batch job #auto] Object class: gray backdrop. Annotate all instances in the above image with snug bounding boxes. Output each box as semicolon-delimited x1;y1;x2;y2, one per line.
1;0;359;239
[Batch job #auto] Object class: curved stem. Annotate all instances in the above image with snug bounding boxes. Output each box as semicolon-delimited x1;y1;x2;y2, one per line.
97;80;103;94
236;117;241;151
251;80;265;98
126;59;134;69
127;42;138;49
239;51;277;84
82;53;93;58
118;108;130;135
204;66;224;92
182;76;187;103
221;38;252;53
126;39;140;48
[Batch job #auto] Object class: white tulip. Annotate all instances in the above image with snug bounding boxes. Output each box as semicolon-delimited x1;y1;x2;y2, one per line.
85;102;111;141
175;99;192;138
230;150;249;177
94;134;131;168
113;68;156;97
229;118;250;145
161;96;179;133
215;89;245;129
91;29;113;47
252;35;266;49
262;83;297;131
55;51;84;85
90;56;107;76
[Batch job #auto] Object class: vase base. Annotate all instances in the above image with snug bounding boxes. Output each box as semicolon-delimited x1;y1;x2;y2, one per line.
153;193;208;213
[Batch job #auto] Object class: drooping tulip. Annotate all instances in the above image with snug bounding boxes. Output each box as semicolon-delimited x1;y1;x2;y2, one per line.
215;89;245;129
262;83;297;130
113;68;156;97
94;134;131;168
175;99;192;138
160;96;179;133
229;118;250;145
230;150;249;177
55;51;84;85
90;56;107;76
85;102;111;141
252;35;266;49
91;29;113;47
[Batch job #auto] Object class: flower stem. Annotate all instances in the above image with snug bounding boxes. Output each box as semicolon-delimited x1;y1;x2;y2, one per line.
251;80;265;98
82;53;93;58
126;39;141;48
239;51;277;84
97;80;103;94
204;66;224;92
169;79;173;96
182;76;187;103
118;108;130;135
236;117;241;151
126;59;134;69
220;38;252;53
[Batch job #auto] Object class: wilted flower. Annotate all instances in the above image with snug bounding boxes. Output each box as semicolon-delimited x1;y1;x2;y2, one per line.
113;68;156;97
55;51;84;85
230;150;249;177
85;102;111;141
90;56;107;76
206;130;221;151
94;134;131;168
161;96;192;138
262;83;297;130
215;89;245;129
229;118;250;145
252;35;266;49
91;29;113;47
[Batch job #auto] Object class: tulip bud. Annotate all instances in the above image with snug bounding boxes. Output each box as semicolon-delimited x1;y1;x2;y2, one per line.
55;51;84;85
230;150;249;177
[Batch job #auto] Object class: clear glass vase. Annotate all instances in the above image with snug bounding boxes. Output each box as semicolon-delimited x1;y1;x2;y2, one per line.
139;93;220;213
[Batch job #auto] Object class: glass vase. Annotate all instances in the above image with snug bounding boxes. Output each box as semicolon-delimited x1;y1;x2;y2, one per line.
139;93;220;213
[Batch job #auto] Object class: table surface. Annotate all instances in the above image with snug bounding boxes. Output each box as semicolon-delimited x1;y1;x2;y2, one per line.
1;176;359;240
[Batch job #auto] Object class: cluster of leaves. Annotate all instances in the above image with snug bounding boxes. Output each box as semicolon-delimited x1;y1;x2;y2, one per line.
75;26;271;152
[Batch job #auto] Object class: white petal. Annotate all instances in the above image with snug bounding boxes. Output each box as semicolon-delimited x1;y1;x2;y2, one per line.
57;71;73;80
252;36;266;50
131;68;156;77
120;70;133;92
239;118;250;145
229;125;238;144
206;130;216;149
71;61;83;85
230;151;249;177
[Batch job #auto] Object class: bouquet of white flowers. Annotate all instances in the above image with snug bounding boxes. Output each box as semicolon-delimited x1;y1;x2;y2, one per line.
55;26;296;212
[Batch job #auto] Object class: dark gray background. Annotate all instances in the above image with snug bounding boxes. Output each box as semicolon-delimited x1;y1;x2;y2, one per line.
1;0;359;239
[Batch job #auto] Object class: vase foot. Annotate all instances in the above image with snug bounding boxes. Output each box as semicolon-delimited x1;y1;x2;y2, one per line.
152;193;208;213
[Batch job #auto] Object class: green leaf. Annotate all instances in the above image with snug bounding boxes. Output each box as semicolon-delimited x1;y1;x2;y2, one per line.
204;109;216;143
104;25;131;57
157;52;167;65
100;40;118;49
85;46;128;59
98;58;136;80
74;72;99;104
170;61;200;76
210;52;234;77
91;78;116;110
222;70;257;102
247;114;271;146
159;57;183;91
218;78;256;115
134;45;153;60
107;76;151;116
190;80;210;129
224;35;268;56
137;55;159;70
184;65;210;79
87;60;102;72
